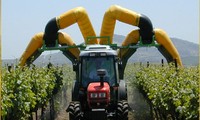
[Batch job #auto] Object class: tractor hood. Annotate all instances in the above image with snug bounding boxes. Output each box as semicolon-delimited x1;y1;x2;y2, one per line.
87;82;110;108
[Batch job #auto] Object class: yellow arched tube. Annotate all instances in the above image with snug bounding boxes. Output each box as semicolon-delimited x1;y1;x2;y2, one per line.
19;32;80;66
19;32;43;66
58;32;80;58
119;30;140;58
57;7;97;44
100;5;140;44
154;28;183;66
121;30;140;46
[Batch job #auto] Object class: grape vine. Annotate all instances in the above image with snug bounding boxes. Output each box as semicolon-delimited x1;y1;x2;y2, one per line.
1;65;64;120
2;63;199;120
127;64;199;119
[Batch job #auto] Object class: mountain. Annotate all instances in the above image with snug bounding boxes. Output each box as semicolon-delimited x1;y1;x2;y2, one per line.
2;34;199;67
2;52;71;67
113;34;199;66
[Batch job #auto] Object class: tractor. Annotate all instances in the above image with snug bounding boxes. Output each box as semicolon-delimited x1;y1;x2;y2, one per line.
66;43;129;120
19;5;182;120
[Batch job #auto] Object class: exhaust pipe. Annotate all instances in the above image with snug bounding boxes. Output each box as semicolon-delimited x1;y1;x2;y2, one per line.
97;69;106;87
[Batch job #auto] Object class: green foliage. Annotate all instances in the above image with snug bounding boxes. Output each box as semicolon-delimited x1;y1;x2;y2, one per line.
129;64;199;119
2;62;198;119
1;65;64;120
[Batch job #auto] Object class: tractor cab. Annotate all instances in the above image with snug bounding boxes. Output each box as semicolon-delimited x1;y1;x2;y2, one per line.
79;45;119;88
77;45;120;109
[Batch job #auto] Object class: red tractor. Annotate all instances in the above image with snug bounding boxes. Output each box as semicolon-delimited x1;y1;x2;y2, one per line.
66;44;129;120
19;5;182;120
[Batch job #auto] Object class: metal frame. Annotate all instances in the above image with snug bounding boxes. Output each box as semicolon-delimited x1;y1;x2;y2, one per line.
38;36;160;52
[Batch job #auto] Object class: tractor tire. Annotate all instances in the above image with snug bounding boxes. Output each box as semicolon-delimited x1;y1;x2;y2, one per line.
68;102;82;120
72;81;79;101
118;80;128;100
116;100;129;120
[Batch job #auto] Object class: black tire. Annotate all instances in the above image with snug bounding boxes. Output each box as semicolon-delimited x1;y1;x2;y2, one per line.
72;81;79;101
68;102;82;120
118;80;128;100
116;100;129;120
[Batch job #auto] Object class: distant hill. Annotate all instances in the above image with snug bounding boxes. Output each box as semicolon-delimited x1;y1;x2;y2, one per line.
113;34;199;66
2;34;199;67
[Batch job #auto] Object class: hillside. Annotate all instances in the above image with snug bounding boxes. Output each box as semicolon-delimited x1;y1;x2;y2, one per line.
2;34;199;66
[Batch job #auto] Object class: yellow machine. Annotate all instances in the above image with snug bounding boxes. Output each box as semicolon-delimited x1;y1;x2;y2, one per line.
19;5;182;67
19;6;183;119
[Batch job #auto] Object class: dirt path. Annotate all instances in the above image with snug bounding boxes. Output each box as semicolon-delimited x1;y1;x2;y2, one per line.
127;84;151;120
55;86;70;120
55;109;68;120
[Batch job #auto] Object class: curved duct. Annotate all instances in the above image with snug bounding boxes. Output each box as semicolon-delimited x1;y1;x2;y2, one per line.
154;28;183;66
138;14;154;44
20;7;95;66
119;29;139;58
118;28;183;78
58;32;80;59
118;28;183;67
19;32;44;66
44;7;97;46
100;5;153;44
100;5;182;70
19;32;80;66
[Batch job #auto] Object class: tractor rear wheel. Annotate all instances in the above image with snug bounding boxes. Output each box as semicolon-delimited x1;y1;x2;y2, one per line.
116;100;129;120
67;102;82;120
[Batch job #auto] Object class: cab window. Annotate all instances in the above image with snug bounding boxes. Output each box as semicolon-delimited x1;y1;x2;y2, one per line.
81;56;116;87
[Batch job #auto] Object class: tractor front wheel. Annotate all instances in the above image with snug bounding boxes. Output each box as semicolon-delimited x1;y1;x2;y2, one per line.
116;100;129;120
67;102;82;120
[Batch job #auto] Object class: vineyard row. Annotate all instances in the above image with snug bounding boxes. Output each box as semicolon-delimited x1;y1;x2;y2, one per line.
1;65;64;120
126;64;199;119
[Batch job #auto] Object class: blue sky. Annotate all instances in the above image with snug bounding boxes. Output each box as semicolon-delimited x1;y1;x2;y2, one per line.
2;0;199;59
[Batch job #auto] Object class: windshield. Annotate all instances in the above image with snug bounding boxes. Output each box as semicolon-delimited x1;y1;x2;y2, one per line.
81;56;116;87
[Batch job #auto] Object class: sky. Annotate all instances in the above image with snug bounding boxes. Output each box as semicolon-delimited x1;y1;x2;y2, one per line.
2;0;199;59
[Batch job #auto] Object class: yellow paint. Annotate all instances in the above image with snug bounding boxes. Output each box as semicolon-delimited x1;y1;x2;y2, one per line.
19;32;43;66
100;5;140;44
57;7;97;44
58;32;80;58
119;30;139;58
154;28;183;66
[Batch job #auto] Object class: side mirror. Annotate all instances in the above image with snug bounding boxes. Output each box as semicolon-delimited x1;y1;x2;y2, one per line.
73;64;78;71
118;61;123;70
73;60;79;71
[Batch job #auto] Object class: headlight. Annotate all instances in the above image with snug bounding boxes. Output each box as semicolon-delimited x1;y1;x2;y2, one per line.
90;93;98;98
99;93;106;98
90;93;106;98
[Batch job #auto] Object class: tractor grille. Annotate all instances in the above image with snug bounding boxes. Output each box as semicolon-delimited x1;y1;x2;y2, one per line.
89;101;108;108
